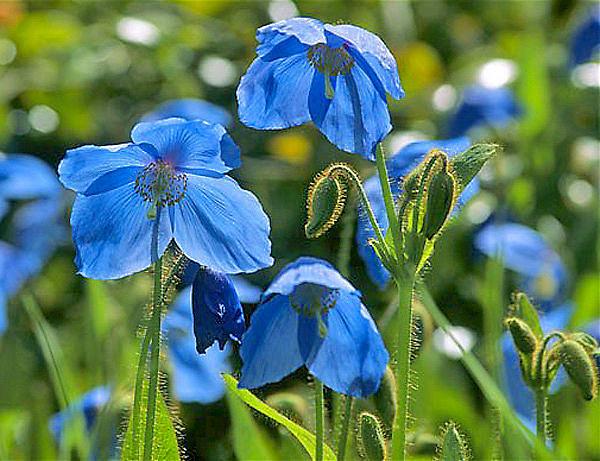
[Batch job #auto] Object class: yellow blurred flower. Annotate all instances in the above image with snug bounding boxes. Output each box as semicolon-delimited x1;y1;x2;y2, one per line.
395;42;444;94
267;132;312;165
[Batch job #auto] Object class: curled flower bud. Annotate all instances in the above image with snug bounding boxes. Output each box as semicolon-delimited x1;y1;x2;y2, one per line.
357;412;387;461
558;340;598;401
505;317;537;355
305;168;347;239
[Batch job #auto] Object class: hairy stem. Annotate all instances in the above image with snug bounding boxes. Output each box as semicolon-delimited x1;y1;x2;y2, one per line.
535;389;548;444
314;379;324;461
336;396;354;461
375;143;401;250
390;273;415;461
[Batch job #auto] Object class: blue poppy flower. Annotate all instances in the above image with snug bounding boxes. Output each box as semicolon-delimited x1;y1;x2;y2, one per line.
474;222;567;310
570;5;600;68
58;118;273;280
0;154;66;334
49;386;111;443
448;85;523;137
356;137;474;289
239;257;389;398
141;98;232;127
237;17;404;160
501;304;572;428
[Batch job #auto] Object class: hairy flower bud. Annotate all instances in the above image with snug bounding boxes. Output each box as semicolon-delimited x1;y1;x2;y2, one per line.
357;412;387;461
373;366;397;429
422;154;457;240
437;421;470;461
505;317;537;355
305;171;347;239
558;340;598;401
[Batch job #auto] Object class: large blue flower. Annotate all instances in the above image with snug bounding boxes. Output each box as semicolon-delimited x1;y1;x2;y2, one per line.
570;5;600;68
474;222;567;311
164;276;261;403
239;257;389;398
448;85;523;137
58;118;273;280
0;154;65;334
501;304;572;429
356;137;474;288
141;98;232;127
237;17;404;160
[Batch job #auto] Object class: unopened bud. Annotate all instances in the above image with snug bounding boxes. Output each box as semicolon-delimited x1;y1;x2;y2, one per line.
357;412;387;461
505;317;537;355
305;171;347;239
558;340;598;401
438;421;470;461
422;155;456;240
374;366;396;429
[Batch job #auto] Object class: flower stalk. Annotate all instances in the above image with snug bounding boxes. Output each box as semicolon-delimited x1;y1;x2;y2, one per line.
535;388;548;443
315;379;325;461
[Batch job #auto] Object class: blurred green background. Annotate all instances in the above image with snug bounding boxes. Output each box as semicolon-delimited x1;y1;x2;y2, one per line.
0;0;598;460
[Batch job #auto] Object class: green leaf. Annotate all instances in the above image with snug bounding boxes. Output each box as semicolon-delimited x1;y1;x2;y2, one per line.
226;387;279;461
512;292;543;339
450;144;499;193
121;380;180;461
223;374;336;461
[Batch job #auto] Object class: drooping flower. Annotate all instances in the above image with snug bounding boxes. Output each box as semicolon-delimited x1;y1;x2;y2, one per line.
356;137;474;288
237;17;404;160
0;154;66;334
501;304;572;428
58;118;273;280
49;386;111;443
141;98;232;127
570;5;600;68
474;222;567;311
163;276;262;403
448;85;522;137
239;257;389;398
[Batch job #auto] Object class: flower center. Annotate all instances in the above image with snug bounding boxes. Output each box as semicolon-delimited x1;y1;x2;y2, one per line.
134;160;187;210
289;283;339;317
533;271;557;299
307;43;355;76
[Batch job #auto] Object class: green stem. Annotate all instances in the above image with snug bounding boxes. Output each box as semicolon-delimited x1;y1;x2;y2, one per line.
390;273;415;461
375;143;401;251
131;318;152;460
143;210;164;460
336;396;353;461
535;389;548;444
315;379;324;461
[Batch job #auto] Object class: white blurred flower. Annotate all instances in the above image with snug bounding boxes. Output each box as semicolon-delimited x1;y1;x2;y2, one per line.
116;17;160;46
433;326;476;359
477;59;518;89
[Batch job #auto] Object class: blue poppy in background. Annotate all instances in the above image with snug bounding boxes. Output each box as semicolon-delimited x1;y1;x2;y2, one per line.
49;386;111;443
141;98;232;127
448;85;522;137
237;17;404;160
0;154;66;334
474;222;567;311
356;137;474;288
501;304;572;429
164;276;262;403
58;118;273;280
570;5;600;68
239;257;389;398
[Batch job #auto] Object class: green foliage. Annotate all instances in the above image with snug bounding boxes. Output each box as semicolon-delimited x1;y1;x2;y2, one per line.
437;422;470;461
449;144;499;195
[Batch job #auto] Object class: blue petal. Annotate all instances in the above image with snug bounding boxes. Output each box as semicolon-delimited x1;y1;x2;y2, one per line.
264;256;358;298
141;99;232;127
237;54;314;130
239;294;304;389
164;287;230;404
192;267;245;353
324;24;403;99
311;65;391;159
256;17;324;60
172;174;272;274
131;118;240;174
306;292;389;397
570;5;600;67
355;176;390;288
59;143;153;195
70;184;172;279
0;154;61;200
0;291;5;335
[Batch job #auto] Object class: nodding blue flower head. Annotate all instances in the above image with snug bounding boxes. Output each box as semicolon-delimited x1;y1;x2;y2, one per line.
59;118;273;280
141;98;232;127
0;154;66;334
356;137;473;289
501;304;572;428
239;257;389;398
237;17;404;160
49;386;111;443
474;222;567;310
448;85;523;137
192;266;245;354
570;5;600;68
163;286;232;404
